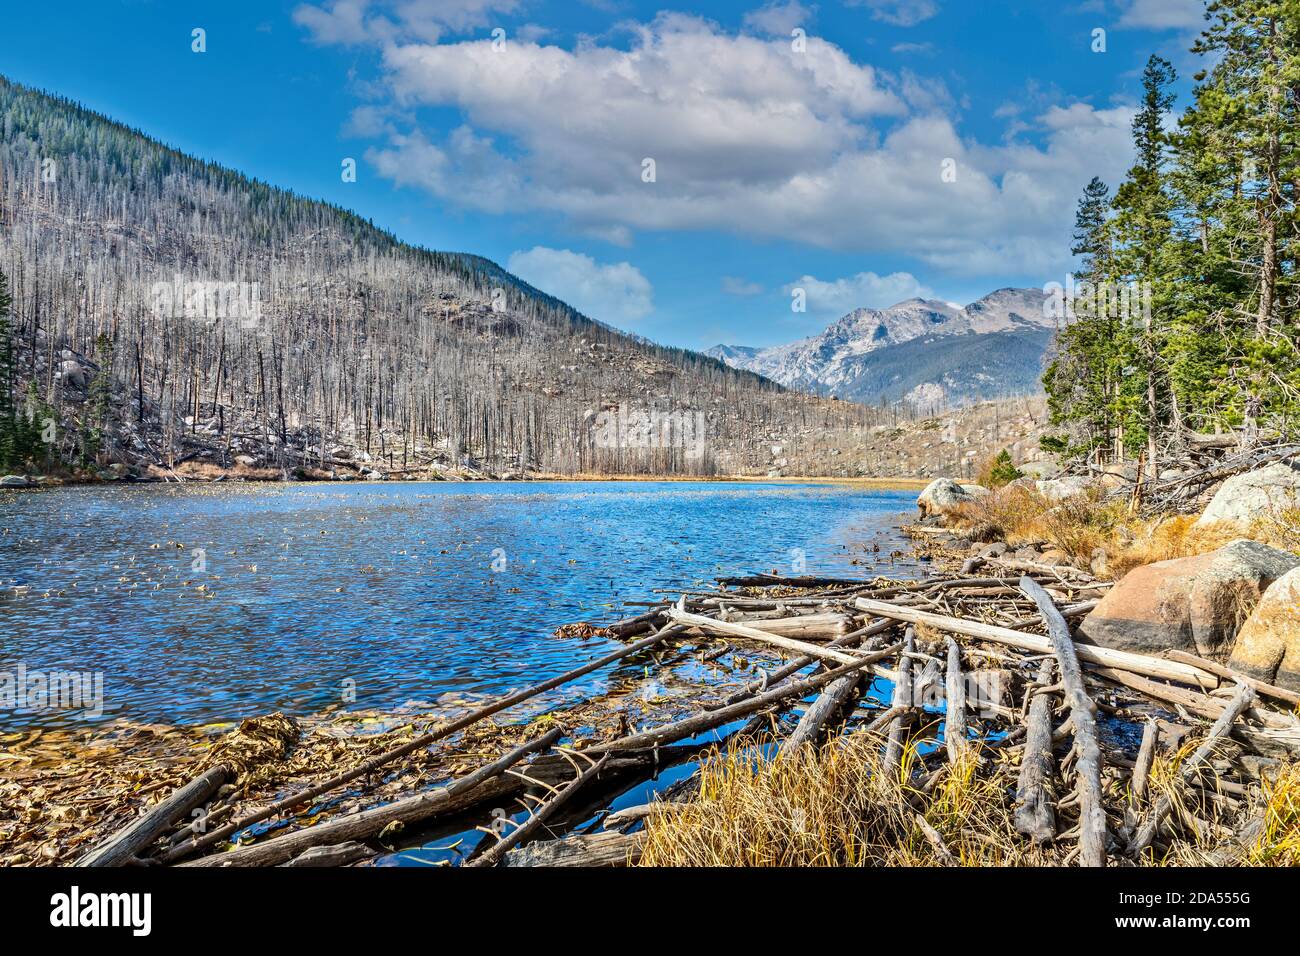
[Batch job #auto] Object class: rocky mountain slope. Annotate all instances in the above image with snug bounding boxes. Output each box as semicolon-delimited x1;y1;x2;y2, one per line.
0;76;899;479
706;288;1059;409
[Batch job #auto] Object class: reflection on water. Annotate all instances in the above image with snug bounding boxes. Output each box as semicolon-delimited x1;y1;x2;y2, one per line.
0;481;920;728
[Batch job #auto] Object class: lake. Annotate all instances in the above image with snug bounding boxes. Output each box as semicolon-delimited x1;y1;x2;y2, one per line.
0;481;923;729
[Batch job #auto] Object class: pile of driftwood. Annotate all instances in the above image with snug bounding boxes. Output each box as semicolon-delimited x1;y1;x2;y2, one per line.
1089;439;1300;516
74;563;1300;868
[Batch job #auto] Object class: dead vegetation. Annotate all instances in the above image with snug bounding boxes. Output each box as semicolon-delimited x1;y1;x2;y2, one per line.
948;484;1297;578
10;556;1297;869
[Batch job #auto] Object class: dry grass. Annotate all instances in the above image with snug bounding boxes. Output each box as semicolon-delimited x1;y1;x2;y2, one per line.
638;735;1049;867
637;729;1300;867
1240;761;1300;866
947;484;1296;578
1250;506;1300;556
1142;741;1300;867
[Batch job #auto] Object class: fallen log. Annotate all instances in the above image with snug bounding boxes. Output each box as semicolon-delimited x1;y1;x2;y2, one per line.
1162;649;1300;708
667;603;867;666
1086;665;1294;730
984;557;1096;581
502;829;646;867
280;841;376;867
589;643;902;754
1014;659;1057;845
1020;576;1106;867
78;764;230;867
781;670;862;753
469;754;611;867
944;638;968;763
1131;719;1157;802
715;574;870;588
164;627;678;863
884;629;916;775
1129;682;1256;857
184;728;563;868
703;611;853;641
852;598;1215;686
716;618;896;707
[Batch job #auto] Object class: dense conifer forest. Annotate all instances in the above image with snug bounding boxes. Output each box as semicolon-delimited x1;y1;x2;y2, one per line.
1044;1;1300;470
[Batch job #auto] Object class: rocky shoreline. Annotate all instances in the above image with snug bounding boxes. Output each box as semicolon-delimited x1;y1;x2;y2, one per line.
5;451;1297;868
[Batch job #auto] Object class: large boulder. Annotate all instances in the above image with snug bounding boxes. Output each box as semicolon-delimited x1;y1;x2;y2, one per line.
1078;539;1299;658
58;359;88;390
1035;475;1094;501
1228;568;1300;691
1194;461;1300;529
0;475;32;488
917;478;984;518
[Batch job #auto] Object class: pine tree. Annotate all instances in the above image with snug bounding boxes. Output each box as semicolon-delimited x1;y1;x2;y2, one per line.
83;332;113;466
1071;176;1112;275
1188;0;1300;436
1111;55;1179;470
1045;177;1124;459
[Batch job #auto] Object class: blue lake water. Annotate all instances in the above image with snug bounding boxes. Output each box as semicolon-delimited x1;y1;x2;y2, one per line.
0;481;922;729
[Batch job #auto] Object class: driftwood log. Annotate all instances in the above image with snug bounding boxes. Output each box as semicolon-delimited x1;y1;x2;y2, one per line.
884;628;915;776
470;754;611;867
944;638;968;763
1129;682;1257;857
1014;660;1057;845
781;670;862;753
502;829;646;867
185;728;563;868
1130;719;1158;803
165;628;678;863
1020;576;1106;867
853;598;1215;686
78;764;230;867
590;643;902;754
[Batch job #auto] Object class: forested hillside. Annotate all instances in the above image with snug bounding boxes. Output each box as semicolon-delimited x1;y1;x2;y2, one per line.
1045;2;1300;470
0;76;897;479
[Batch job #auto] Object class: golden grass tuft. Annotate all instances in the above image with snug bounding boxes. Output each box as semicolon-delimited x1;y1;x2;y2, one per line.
946;484;1294;578
638;728;1300;867
637;735;1049;867
1240;761;1300;866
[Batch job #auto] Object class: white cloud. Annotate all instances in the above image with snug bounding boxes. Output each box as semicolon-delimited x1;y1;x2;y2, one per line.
316;11;1135;277
743;1;817;36
1118;0;1204;30
846;0;939;27
294;0;521;45
506;247;654;324
784;271;932;314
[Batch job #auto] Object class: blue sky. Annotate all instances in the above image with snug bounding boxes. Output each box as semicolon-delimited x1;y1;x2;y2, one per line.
0;0;1209;349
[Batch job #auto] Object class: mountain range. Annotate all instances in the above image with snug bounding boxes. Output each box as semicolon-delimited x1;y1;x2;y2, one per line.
705;288;1059;408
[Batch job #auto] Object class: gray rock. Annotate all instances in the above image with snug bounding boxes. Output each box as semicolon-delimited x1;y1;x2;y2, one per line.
980;541;1008;558
1078;539;1300;658
917;478;984;518
1194;461;1300;529
0;475;32;488
58;359;88;390
1035;475;1094;501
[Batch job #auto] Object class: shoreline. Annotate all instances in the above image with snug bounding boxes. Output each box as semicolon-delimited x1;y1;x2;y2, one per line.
2;472;933;491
